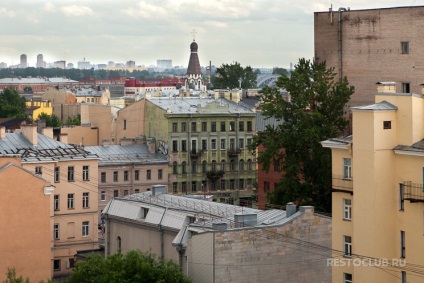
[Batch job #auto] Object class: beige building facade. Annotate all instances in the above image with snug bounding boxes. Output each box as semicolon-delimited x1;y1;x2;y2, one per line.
322;84;424;283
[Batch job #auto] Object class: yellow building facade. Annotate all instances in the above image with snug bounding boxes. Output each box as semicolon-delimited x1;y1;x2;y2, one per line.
26;100;53;120
322;84;424;283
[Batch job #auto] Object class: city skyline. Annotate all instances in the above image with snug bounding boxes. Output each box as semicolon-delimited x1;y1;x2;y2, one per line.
0;0;420;68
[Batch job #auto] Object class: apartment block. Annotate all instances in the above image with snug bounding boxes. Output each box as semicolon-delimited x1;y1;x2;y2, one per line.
322;83;424;283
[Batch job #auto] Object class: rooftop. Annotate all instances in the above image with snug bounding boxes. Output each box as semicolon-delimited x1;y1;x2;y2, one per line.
0;77;78;84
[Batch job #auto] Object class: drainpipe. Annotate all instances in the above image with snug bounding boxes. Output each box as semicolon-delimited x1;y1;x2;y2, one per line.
158;208;167;259
338;7;347;81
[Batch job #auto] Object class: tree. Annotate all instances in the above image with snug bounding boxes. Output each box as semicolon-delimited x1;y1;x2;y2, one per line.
66;250;191;283
0;88;27;118
2;267;51;283
213;62;257;89
252;58;354;212
37;113;61;127
272;67;289;76
64;115;81;126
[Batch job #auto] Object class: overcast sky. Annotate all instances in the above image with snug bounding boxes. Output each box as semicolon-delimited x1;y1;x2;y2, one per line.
0;0;422;68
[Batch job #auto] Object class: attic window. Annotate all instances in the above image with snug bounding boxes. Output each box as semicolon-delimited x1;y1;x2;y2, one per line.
143;208;149;218
383;121;392;129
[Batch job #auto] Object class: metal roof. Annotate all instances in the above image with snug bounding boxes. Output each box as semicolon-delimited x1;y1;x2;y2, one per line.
255;112;284;132
84;144;168;165
0;77;78;84
351;100;398;111
147;97;255;115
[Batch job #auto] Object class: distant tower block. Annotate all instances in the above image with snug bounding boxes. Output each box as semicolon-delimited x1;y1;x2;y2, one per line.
20;54;27;68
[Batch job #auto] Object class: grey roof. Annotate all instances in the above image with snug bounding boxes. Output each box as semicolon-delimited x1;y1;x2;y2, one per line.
394;139;424;153
351;100;398;111
0;132;98;162
71;88;103;97
0;77;78;84
84;144;168;165
255;112;284;132
147;97;255;115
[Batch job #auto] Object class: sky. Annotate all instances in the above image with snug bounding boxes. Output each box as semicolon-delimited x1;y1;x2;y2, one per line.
0;0;422;69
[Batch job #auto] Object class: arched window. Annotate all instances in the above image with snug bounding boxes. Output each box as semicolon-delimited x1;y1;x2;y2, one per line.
182;161;187;174
211;160;216;171
117;236;121;250
173;162;178;174
239;159;244;171
230;159;235;171
202;161;207;173
247;159;252;171
221;159;226;171
191;161;197;173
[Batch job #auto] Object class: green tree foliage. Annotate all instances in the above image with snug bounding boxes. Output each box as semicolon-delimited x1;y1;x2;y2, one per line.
213;62;257;89
37;113;62;127
66;250;191;283
252;58;354;212
0;88;27;118
272;67;289;76
2;267;51;283
64;115;81;126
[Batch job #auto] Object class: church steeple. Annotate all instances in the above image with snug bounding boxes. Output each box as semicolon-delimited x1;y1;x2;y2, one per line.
185;30;205;91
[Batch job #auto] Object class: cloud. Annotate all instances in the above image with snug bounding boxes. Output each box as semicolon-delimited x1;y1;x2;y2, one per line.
204;21;228;28
43;2;55;13
0;7;16;18
121;1;168;19
61;5;94;17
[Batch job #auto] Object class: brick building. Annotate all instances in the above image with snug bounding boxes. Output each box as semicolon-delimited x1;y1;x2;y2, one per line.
314;6;424;108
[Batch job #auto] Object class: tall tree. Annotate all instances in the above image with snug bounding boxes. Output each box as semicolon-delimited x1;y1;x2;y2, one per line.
0;88;27;118
213;62;257;89
37;113;62;127
66;250;191;283
252;58;354;212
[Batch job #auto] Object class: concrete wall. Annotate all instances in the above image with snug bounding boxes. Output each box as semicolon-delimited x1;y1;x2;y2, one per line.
81;104;115;144
186;233;214;283
60;125;99;146
115;99;146;142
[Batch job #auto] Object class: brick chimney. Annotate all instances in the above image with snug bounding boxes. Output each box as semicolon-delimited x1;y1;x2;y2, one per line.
376;82;396;93
59;133;68;144
41;127;53;139
147;137;156;153
21;124;38;145
0;127;5;140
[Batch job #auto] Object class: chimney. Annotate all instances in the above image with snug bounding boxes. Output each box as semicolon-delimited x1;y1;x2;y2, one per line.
151;184;166;196
41;127;53;139
21;124;38;145
59;133;68;144
0;127;5;140
147;137;156;153
286;202;297;217
376;82;396;93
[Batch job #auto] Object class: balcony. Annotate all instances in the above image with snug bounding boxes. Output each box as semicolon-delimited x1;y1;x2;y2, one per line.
402;182;424;203
227;148;241;156
206;170;225;181
332;175;353;194
190;149;204;159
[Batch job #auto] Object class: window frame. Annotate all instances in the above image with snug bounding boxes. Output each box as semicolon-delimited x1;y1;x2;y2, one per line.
135;170;140;181
82;192;89;208
82;221;89;237
401;41;409;54
53;223;60;240
101;191;106;201
67;166;75;182
67;193;74;209
343;158;352;180
124;170;129;181
146;170;151;180
82;165;89;181
343;199;352;220
54;194;60;211
54;166;60;183
343;235;352;257
113;171;118;182
400;230;406;258
101;172;106;183
343;273;352;283
158;169;163;180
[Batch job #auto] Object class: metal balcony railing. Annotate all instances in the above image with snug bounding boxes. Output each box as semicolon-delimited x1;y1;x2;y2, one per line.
332;175;353;194
402;182;424;203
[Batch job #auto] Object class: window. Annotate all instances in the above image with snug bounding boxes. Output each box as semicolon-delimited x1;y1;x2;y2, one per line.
54;167;60;183
220;122;226;131
202;161;207;173
230;159;235;171
124;190;129;196
35;166;42;176
400;184;405;211
239;179;244;189
67;166;74;182
192;181;197;192
191;122;197;132
202;139;207;150
230;121;235;131
239;159;244;171
229;138;235;150
383;121;391;129
239;138;244;149
230;179;235;190
113;171;118;182
211;160;217;171
146;170;151;180
135;170;140;181
344;273;352;283
182;140;187;151
124;171;129;181
123;119;127;130
172;122;178;132
113;190;119;197
220;139;226;150
401;41;409;54
402;83;410;93
158;169;163;179
247;138;252;147
247;121;252;131
82;221;89;236
221;159;226;171
191;161;197;173
202;122;207;131
83;165;89;181
211;139;217;150
220;179;226;190
53;259;61;271
343;158;352;179
264;181;270;193
135;189;140;193
54;195;60;211
401;271;406;283
54;224;60;240
343;199;352;220
101;191;106;201
117;236;122;250
173;162;178;174
401;230;405;258
182;162;187;174
83;192;89;208
239;121;244;131
182;182;187;193
181;122;187;132
67;193;74;209
343;235;352;256
247;159;253;170
211;122;217;132
101;172;106;183
172;140;178;152
173;182;178;193
67;258;75;269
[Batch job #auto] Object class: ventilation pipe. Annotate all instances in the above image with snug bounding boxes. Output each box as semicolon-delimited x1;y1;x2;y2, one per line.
338;7;347;81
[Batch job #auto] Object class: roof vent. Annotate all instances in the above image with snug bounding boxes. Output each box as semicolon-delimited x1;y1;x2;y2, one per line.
234;213;257;228
152;184;166;196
